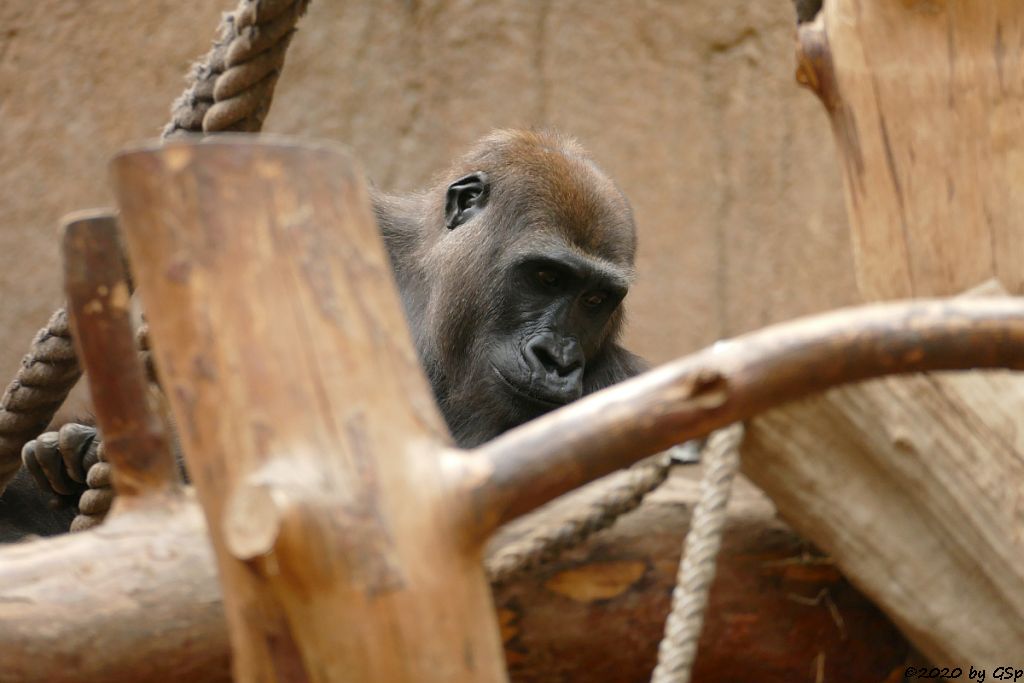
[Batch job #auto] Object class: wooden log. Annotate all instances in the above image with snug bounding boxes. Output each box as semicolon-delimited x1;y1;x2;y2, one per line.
0;495;229;683
796;0;1024;300
0;472;912;683
62;211;179;498
743;371;1024;663
758;0;1024;663
111;137;506;683
492;472;914;683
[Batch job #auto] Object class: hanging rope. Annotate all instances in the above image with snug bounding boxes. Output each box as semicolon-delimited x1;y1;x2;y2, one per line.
486;452;673;585
650;423;745;683
164;0;311;137
0;310;81;491
0;0;312;492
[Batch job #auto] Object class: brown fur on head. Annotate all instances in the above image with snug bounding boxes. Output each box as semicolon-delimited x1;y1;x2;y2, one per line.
376;129;645;446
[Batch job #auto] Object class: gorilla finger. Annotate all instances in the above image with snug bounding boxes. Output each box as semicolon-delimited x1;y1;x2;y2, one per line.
22;440;57;496
30;432;79;496
70;513;105;533
81;435;103;472
57;422;98;483
86;461;112;489
78;487;115;515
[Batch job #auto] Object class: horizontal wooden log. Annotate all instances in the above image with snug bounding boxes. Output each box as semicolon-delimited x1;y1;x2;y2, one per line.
2;297;1022;680
0;493;229;683
492;471;914;683
0;473;913;683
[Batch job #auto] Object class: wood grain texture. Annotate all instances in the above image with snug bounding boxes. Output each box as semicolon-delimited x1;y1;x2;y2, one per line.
0;492;229;683
784;0;1024;662
62;211;178;498
111;137;506;683
743;371;1024;663
797;0;1024;300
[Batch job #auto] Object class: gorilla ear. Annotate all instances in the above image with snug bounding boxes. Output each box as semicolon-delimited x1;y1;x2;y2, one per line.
445;172;490;230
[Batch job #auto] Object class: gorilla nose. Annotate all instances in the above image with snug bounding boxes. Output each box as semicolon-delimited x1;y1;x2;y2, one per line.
525;335;584;400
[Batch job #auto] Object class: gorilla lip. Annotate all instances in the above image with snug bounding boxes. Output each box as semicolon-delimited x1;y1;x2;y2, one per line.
491;366;571;409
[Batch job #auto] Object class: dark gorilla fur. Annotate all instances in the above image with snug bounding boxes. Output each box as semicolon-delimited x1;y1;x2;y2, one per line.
0;129;646;540
375;129;645;446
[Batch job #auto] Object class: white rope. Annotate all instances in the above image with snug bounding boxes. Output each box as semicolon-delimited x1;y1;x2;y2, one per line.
650;422;745;683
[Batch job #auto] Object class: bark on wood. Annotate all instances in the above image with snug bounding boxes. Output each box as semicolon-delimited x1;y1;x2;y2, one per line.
781;0;1024;663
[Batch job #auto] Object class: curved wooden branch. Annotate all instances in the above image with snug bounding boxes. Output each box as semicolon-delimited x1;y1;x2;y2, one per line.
463;298;1024;537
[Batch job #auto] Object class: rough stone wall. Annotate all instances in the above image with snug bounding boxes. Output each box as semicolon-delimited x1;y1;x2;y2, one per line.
0;0;855;384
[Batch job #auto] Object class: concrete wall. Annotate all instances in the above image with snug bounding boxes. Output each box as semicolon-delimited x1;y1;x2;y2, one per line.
0;0;856;385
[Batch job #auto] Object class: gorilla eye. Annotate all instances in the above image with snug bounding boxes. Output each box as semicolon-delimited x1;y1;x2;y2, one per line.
582;292;607;308
537;269;561;288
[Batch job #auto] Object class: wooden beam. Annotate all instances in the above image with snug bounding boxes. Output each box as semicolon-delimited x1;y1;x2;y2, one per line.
797;1;1024;300
62;211;179;498
111;137;506;683
771;0;1024;662
468;298;1024;536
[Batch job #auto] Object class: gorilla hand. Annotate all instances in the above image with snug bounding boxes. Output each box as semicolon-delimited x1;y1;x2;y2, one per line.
22;423;113;531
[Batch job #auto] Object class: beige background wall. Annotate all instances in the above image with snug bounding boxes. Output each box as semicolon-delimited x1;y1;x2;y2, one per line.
0;0;856;385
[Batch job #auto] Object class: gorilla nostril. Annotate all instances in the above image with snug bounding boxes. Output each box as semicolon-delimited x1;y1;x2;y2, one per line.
531;344;562;375
528;339;583;378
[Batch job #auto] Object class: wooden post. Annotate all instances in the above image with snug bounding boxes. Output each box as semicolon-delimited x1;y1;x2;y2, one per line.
110;137;508;683
62;211;179;499
738;0;1024;664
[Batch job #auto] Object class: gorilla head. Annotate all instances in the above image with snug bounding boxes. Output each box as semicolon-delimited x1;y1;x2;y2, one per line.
376;130;645;447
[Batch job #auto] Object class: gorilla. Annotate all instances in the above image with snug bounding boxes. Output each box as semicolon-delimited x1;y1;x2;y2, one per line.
2;129;646;540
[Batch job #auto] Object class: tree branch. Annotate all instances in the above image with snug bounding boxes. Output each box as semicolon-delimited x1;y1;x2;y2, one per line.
463;298;1024;536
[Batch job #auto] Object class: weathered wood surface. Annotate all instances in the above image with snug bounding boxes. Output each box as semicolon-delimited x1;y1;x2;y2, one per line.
0;495;229;683
744;370;1024;663
759;0;1024;663
111;137;508;683
797;0;1024;301
62;211;179;498
6;136;1024;681
492;472;914;683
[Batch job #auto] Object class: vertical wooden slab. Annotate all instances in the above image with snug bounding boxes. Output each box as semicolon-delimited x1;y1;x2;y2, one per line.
111;137;507;683
799;0;1024;299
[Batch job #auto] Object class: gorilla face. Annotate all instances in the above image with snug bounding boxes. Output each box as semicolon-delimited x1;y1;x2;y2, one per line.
426;133;642;447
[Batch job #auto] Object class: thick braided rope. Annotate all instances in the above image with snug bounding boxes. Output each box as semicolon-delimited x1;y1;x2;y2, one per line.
0;0;311;492
0;310;81;491
650;423;745;683
164;0;311;137
485;453;672;585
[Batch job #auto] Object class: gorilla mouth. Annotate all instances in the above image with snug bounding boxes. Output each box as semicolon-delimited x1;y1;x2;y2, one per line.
491;366;571;409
